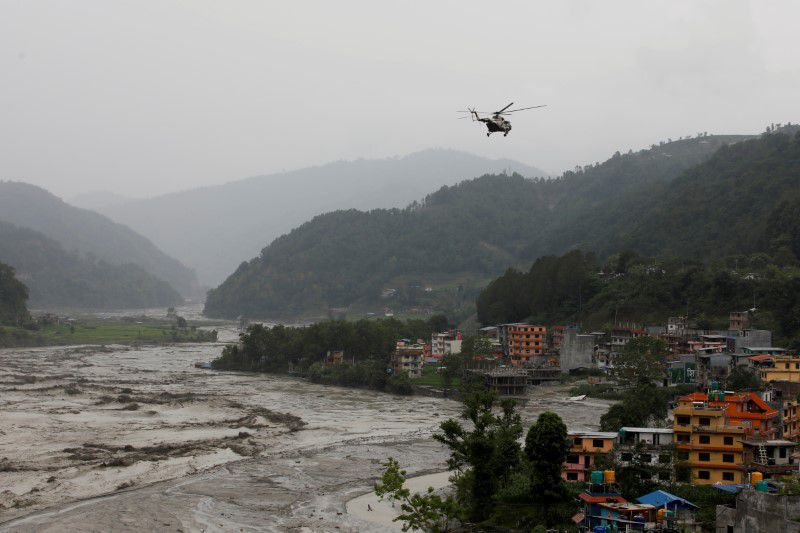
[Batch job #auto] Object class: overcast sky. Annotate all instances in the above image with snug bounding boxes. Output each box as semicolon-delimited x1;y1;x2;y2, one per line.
2;0;799;199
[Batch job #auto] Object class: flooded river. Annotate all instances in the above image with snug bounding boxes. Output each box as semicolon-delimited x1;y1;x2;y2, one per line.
0;317;611;532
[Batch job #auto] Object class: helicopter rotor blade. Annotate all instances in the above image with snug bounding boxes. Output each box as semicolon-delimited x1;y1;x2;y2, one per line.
494;102;514;114
501;105;547;114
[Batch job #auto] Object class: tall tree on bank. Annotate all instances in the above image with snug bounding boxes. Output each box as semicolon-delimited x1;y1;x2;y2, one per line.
433;391;523;522
612;337;668;387
0;262;30;325
524;412;569;501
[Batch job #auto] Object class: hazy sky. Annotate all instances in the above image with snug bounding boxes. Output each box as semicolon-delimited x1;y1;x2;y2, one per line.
2;0;799;199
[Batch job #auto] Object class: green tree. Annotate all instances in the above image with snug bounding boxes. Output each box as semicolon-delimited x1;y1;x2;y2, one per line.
524;412;569;501
433;391;522;522
726;365;763;391
0;262;30;326
374;457;461;532
612;337;668;387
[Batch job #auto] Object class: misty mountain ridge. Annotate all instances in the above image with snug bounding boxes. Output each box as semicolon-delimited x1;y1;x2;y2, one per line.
93;149;546;285
0;220;182;309
0;181;199;297
70;190;137;210
204;132;770;320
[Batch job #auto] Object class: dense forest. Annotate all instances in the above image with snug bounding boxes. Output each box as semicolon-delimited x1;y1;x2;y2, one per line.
206;132;754;319
0;181;199;297
0;221;183;309
0;262;30;325
212;315;449;393
477;250;800;348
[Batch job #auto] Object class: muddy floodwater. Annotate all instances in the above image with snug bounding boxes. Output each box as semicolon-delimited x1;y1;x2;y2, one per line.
0;321;612;532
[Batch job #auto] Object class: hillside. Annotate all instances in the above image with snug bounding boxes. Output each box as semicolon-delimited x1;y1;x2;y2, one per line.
0;262;30;325
95;149;545;285
0;182;199;297
0;221;182;309
205;133;754;319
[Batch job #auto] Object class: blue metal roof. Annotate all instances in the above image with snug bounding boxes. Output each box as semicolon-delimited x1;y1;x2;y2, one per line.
712;484;748;494
636;490;698;509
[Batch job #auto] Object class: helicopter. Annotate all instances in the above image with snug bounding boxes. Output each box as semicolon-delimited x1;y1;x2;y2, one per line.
458;102;546;137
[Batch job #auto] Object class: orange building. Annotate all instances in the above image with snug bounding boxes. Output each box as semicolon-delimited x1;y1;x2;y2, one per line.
504;323;546;366
673;391;779;485
562;431;618;482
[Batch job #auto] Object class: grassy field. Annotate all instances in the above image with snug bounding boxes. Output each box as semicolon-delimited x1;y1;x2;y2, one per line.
0;320;217;348
412;364;460;388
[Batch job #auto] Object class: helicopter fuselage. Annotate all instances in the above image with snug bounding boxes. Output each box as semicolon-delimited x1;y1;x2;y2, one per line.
477;114;511;136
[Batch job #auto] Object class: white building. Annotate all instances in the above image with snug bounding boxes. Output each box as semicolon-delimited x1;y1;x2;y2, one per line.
431;331;462;359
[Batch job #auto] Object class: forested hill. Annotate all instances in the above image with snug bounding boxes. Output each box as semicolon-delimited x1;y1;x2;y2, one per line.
95;149;545;285
0;182;199;297
478;127;800;333
0;262;30;325
204;132;756;319
0;221;182;309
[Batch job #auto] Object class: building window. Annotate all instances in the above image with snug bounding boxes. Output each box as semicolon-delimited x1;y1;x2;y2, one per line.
780;447;787;459
722;454;734;463
677;416;690;426
698;470;710;480
699;417;711;426
573;437;582;445
640;454;652;463
621;452;633;461
592;439;604;448
699;435;710;444
566;472;578;481
699;453;710;462
722;472;735;481
566;454;579;464
724;436;734;445
659;471;671;481
659;454;671;464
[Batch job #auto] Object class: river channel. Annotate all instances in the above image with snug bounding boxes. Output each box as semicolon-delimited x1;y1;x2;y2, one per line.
0;311;611;532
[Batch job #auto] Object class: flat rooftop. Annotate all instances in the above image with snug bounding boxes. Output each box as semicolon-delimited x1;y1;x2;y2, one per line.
620;427;674;434
569;431;618;438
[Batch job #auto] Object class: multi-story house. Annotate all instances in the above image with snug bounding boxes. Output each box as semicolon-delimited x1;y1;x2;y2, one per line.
759;354;800;383
610;325;646;351
729;311;752;332
562;431;618;482
430;330;462;360
616;427;674;482
501;323;546;367
673;391;779;485
782;399;800;440
741;439;798;479
391;340;425;378
551;325;566;351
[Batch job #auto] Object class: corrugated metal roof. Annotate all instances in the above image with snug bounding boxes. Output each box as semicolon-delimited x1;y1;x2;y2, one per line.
636;490;697;509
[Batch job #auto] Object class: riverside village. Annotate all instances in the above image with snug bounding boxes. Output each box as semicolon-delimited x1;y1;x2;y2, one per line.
371;310;800;532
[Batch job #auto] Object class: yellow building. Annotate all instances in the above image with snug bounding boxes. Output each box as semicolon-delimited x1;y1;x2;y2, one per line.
760;355;800;383
782;400;800;441
673;396;746;485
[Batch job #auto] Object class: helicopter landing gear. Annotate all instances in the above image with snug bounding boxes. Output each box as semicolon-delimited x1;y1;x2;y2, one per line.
487;132;491;137
504;132;508;137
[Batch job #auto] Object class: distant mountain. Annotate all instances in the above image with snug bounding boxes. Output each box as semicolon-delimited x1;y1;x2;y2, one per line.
205;133;756;320
70;190;135;210
95;149;545;285
0;221;182;309
0;182;199;297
